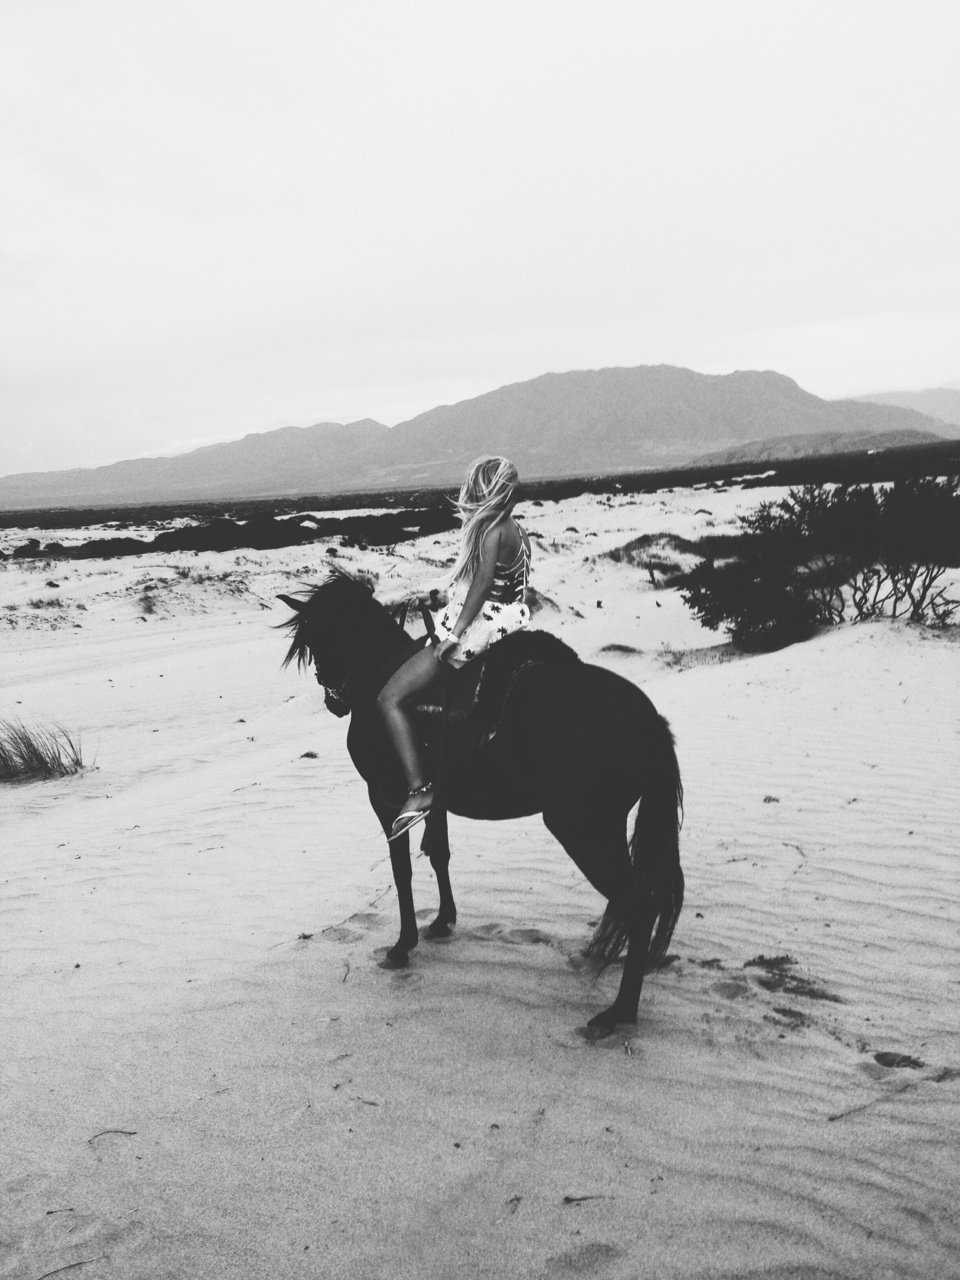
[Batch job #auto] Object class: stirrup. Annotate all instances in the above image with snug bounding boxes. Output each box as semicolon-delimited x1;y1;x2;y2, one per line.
388;783;433;843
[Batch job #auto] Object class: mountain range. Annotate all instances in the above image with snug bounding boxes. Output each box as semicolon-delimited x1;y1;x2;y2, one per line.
854;386;960;427
1;365;956;510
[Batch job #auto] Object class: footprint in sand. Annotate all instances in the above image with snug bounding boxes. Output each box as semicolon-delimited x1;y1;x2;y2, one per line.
504;927;554;946
323;925;366;944
471;922;506;940
541;1240;623;1276
711;975;751;1000
324;913;384;945
468;923;554;946
390;969;423;987
2;1204;150;1278
347;911;382;927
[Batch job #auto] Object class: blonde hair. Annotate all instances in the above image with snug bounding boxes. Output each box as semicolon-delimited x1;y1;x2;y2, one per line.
448;456;519;589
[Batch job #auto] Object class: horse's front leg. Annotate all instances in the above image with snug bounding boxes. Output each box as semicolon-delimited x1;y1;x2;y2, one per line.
368;784;419;967
385;834;420;966
422;807;456;939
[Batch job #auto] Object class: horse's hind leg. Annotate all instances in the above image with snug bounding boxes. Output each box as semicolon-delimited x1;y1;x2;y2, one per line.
589;900;655;1032
544;806;652;1033
421;807;457;938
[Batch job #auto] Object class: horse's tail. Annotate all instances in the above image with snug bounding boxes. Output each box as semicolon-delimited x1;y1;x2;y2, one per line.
586;712;684;971
635;712;684;969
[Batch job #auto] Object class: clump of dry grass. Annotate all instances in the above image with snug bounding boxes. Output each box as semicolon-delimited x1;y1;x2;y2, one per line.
0;719;84;782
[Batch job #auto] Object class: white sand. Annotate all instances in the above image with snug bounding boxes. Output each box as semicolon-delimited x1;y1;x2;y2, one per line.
2;487;959;1280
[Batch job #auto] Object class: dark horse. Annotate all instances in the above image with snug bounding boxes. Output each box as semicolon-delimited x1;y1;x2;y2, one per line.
279;571;683;1032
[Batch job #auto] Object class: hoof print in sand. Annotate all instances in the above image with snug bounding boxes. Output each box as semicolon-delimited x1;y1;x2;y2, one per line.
505;927;553;946
711;976;751;1000
347;911;381;928
324;913;383;945
743;954;841;1003
541;1240;623;1277
324;926;365;945
390;969;423;987
469;923;553;946
471;922;507;941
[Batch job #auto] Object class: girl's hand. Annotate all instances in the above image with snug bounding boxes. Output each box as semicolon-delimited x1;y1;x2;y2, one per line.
435;637;460;664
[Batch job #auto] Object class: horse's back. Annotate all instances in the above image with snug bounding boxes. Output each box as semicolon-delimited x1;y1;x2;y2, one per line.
496;659;665;804
512;657;659;732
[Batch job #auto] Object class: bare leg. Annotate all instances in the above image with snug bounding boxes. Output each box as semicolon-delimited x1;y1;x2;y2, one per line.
377;646;443;820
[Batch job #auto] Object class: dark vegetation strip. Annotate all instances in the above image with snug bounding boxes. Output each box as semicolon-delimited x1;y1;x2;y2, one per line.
3;507;459;561
3;437;959;560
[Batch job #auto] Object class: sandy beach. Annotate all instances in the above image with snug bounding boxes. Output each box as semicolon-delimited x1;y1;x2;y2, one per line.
2;487;959;1280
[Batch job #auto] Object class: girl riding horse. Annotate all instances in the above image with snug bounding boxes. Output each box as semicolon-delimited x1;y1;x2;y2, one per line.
377;456;532;840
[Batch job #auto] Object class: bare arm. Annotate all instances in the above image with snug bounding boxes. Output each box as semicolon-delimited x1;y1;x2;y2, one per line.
450;525;500;637
434;524;501;662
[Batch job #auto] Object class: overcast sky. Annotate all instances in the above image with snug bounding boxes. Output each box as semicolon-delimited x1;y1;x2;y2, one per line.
2;0;958;478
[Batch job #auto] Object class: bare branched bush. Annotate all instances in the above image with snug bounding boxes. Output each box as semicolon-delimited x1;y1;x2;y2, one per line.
681;478;960;650
0;719;84;781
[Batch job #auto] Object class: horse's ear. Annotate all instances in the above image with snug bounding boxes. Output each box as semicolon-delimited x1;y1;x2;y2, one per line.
277;594;303;612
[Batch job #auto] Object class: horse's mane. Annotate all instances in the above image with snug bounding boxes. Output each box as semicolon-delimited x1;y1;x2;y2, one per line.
278;568;387;672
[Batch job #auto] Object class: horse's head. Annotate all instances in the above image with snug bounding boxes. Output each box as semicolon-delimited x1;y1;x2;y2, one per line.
278;569;407;711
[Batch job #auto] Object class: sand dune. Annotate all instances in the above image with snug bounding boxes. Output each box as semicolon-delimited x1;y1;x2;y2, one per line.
2;487;958;1279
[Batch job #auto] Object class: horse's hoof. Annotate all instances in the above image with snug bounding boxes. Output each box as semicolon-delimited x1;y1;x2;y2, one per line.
585;1006;638;1035
577;1022;619;1043
379;947;411;970
423;919;454;940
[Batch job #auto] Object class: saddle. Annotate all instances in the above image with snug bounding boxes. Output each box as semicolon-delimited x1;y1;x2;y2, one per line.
413;628;580;758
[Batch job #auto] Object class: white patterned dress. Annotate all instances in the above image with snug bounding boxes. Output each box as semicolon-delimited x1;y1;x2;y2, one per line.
435;529;531;668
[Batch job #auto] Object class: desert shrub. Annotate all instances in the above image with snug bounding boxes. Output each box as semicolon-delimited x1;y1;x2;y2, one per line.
681;478;960;651
28;596;64;609
0;719;84;781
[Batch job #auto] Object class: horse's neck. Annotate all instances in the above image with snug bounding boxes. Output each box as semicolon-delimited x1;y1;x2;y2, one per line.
369;641;418;695
340;597;409;687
